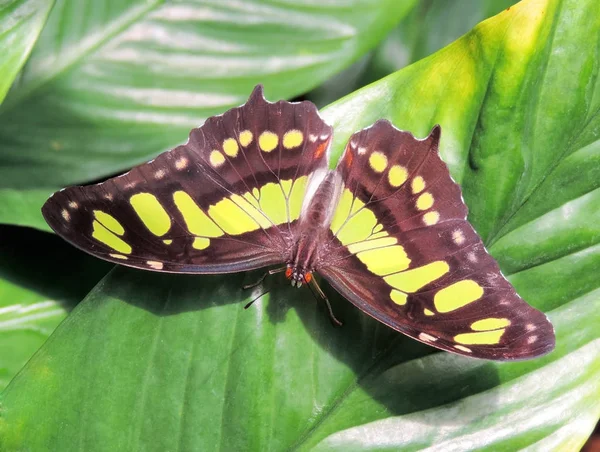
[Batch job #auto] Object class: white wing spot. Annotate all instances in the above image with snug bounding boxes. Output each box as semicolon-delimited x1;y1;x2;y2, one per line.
320;133;330;140
454;345;472;353
110;254;128;260
527;335;538;344
309;134;318;143
358;147;366;155
423;211;439;226
467;252;478;263
104;193;114;201
154;169;166;179
147;261;163;270
452;229;465;245
526;323;536;332
68;201;79;209
175;157;188;170
61;209;70;221
419;332;437;342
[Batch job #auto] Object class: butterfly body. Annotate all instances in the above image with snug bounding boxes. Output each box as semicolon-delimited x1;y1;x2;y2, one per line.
286;169;342;286
42;85;555;361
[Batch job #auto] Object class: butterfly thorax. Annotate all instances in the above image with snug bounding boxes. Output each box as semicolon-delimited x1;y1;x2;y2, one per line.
286;170;343;287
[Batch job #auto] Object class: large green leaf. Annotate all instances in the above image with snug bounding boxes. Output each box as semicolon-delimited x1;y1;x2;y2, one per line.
2;0;599;450
0;226;112;391
0;279;66;393
0;0;53;104
0;0;413;232
308;0;517;107
363;0;518;83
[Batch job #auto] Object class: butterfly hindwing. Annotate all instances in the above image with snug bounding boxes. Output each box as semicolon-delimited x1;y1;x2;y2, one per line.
319;120;554;360
42;86;333;273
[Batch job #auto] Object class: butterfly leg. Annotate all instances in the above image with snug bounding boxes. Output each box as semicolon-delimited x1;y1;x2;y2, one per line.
243;266;288;290
308;277;343;327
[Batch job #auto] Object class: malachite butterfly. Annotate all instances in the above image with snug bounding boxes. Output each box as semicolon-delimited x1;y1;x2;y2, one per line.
42;85;555;361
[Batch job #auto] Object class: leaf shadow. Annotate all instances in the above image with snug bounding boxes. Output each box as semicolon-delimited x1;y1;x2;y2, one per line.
108;265;502;434
0;225;112;310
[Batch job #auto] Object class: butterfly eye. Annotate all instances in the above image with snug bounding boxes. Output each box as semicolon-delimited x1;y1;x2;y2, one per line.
285;267;293;279
304;272;313;284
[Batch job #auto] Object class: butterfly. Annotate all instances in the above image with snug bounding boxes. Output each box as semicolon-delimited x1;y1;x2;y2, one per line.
42;85;555;360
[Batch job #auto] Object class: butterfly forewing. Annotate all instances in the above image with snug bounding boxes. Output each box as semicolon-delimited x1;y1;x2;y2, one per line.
42;86;333;273
318;120;554;360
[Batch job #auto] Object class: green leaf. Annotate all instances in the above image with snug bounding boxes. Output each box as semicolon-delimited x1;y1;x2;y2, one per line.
2;0;599;450
364;0;518;83
0;0;412;231
308;0;518;107
0;189;52;231
0;0;53;104
0;226;111;391
0;279;65;392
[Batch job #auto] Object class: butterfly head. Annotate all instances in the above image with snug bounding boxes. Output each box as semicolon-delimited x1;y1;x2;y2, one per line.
285;266;312;288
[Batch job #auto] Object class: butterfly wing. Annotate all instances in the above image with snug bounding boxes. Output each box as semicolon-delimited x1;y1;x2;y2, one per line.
318;120;554;360
42;86;333;273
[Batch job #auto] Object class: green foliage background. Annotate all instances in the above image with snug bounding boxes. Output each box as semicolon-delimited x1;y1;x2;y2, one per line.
0;0;598;450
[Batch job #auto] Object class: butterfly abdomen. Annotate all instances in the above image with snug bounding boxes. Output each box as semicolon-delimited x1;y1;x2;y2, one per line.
290;170;343;274
299;170;342;229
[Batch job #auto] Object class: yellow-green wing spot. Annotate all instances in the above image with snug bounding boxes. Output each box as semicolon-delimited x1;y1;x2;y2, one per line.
192;237;210;250
258;183;288;225
281;176;308;222
383;261;450;294
368;151;388;173
355;242;411;275
239;130;253;147
388;165;408;187
283;130;304;149
209;197;269;234
411;175;425;194
434;280;484;313
416;192;434;211
454;329;506;345
92;220;132;254
93;210;125;235
390;290;407;305
259;131;279;152
209;150;226;168
471;318;511;331
332;189;412;275
173;191;224;238
330;188;377;244
169;177;308;240
347;236;397;254
222;138;239;157
130;193;172;236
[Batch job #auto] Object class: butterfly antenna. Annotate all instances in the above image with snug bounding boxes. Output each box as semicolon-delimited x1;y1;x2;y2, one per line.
308;278;343;327
244;288;270;309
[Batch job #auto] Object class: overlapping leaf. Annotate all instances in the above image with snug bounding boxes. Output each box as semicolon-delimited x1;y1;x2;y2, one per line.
0;0;413;231
0;0;53;104
1;0;599;450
